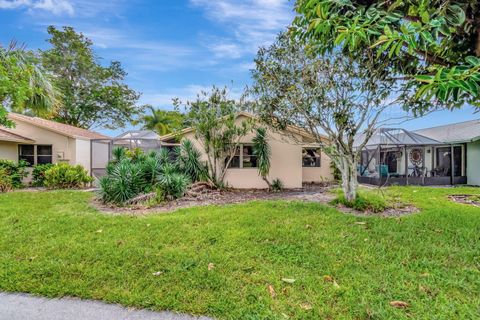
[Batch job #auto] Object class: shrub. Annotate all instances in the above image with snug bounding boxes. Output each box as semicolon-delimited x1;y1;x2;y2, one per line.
31;163;54;187
271;178;283;192
98;160;146;205
0;168;14;193
177;139;208;182
158;169;190;199
0;159;28;189
44;163;93;189
330;190;388;213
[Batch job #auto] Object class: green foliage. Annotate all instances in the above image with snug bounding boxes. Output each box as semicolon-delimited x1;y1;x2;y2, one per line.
31;163;54;187
271;178;284;192
99;160;146;205
294;0;480;110
0;42;58;127
134;105;188;135
175;86;252;185
99;148;192;205
177;139;208;182
0;159;28;189
252;127;272;188
0;168;13;193
41;26;141;129
157;166;191;199
44;163;93;189
330;188;404;213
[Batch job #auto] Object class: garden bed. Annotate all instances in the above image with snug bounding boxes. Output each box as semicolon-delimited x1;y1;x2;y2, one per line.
448;194;480;207
94;183;337;215
93;183;417;217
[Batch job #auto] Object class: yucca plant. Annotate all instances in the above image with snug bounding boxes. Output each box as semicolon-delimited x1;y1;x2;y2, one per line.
157;163;191;199
98;159;146;205
252;127;271;189
178;139;208;182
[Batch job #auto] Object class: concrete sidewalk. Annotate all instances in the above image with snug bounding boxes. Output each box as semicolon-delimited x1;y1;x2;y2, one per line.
0;292;213;320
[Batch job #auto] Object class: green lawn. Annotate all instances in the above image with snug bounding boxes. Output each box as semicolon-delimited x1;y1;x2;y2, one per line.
0;187;479;319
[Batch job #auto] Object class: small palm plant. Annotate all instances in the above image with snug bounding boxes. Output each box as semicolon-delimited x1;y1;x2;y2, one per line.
252;127;271;189
178;139;208;182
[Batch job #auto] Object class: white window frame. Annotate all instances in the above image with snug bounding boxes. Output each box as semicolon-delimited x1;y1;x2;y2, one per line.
18;144;53;166
227;143;258;169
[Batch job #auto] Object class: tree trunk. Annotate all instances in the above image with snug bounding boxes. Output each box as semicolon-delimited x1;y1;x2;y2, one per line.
262;176;271;190
339;155;358;203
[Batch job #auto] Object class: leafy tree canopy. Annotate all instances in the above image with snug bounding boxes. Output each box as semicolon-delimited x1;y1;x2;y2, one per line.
41;26;141;129
0;42;58;127
295;0;480;111
134;105;188;135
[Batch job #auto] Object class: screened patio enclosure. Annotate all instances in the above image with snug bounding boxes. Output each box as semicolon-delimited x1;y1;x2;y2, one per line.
355;128;467;186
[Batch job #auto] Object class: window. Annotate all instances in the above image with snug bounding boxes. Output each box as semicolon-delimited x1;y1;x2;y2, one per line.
19;145;34;166
37;145;53;165
227;146;240;168
302;148;321;167
435;146;462;177
226;144;257;169
241;145;257;168
18;145;53;166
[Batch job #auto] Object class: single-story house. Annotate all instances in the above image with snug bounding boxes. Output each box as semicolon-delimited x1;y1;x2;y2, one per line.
159;112;333;189
356;119;480;186
0;113;110;175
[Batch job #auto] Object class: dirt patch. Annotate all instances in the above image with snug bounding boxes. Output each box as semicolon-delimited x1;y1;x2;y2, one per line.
448;194;480;207
92;183;417;217
334;204;419;217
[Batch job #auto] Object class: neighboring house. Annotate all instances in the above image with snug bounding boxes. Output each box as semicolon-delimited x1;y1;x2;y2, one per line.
355;119;480;186
0;113;110;175
159;112;333;189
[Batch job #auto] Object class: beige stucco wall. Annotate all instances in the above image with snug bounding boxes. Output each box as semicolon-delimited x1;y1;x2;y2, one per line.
182;115;333;189
0;142;18;161
1;120;93;173
302;150;334;183
467;140;480;186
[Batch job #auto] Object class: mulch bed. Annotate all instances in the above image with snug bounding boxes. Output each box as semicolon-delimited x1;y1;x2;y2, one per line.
92;182;417;217
448;194;480;207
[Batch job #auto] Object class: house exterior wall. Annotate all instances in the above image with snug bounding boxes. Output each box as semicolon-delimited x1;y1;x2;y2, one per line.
467;140;480;186
10;120;77;164
302;151;334;183
74;139;92;173
181;115;333;189
0;142;18;161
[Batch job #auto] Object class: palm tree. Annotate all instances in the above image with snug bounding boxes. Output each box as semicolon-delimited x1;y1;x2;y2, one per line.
252;127;271;189
0;42;58;127
135;105;185;136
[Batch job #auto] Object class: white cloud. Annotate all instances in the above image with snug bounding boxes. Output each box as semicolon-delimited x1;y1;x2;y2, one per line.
0;0;74;15
140;84;244;108
191;0;294;57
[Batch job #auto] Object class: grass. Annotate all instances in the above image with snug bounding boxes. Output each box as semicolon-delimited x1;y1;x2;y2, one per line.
0;187;479;319
330;188;405;212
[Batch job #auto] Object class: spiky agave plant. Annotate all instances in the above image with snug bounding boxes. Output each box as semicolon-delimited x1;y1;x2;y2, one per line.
252;127;271;189
178;139;208;182
98;159;145;205
157;162;191;199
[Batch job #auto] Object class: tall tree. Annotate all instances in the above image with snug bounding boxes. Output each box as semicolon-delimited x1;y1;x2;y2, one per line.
295;0;480;111
41;26;141;130
174;86;252;186
250;33;407;202
135;105;187;135
0;42;58;127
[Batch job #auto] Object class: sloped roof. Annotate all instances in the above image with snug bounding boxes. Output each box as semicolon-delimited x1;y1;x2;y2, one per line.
0;128;35;143
354;128;442;148
8;113;110;140
158;111;329;143
414;119;480;143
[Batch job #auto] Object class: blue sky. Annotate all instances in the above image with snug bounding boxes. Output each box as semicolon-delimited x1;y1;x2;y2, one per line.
0;0;477;136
